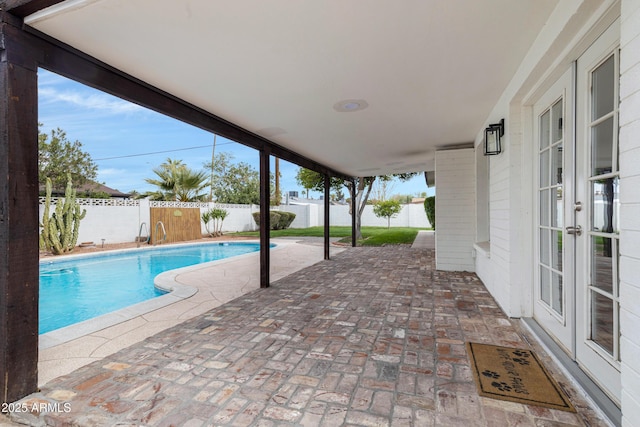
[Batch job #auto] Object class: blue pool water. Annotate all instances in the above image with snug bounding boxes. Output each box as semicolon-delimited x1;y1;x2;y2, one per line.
39;242;262;334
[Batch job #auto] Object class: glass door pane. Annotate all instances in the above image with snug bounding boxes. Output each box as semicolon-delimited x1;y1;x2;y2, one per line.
574;19;621;403
538;98;564;317
586;53;620;360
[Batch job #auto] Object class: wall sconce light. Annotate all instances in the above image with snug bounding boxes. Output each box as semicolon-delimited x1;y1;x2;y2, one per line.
484;119;504;156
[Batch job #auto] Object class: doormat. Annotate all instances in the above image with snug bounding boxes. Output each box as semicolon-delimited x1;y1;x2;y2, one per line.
467;342;576;412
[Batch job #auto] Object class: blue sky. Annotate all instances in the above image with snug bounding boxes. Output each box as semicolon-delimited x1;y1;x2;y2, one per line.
38;69;432;199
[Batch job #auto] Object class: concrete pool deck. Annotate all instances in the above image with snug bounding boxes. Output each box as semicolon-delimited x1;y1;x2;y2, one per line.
38;239;345;386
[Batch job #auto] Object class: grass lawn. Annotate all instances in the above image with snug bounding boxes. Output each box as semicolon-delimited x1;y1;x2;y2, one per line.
232;226;429;246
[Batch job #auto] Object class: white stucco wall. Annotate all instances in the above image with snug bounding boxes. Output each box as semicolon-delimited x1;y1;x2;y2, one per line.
435;148;476;272
619;0;640;424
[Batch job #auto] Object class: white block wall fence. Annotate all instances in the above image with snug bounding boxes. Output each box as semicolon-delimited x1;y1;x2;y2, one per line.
38;198;431;245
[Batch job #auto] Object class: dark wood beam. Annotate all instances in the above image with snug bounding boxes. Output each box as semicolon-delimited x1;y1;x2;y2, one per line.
351;180;357;247
259;150;270;288
324;174;330;260
2;0;66;18
0;20;39;403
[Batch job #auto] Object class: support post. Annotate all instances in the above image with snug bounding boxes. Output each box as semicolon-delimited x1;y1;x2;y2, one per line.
259;150;270;288
351;179;357;247
0;24;40;402
324;174;330;260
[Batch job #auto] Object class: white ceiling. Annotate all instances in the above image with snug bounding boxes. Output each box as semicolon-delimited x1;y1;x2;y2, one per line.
26;0;558;177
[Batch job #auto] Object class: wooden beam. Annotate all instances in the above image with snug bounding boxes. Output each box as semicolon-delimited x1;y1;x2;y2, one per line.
259;150;270;288
324;174;330;260
3;0;66;18
0;21;39;403
351;180;357;247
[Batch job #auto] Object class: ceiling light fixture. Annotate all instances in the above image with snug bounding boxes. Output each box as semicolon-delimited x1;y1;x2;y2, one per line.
333;99;369;113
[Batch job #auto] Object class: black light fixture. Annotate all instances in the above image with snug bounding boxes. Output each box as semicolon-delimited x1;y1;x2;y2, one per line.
484;118;504;156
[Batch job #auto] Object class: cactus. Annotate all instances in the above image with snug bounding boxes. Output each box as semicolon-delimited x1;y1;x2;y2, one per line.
40;175;87;255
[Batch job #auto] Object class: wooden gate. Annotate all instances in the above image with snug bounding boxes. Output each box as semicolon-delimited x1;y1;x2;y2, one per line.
150;207;202;244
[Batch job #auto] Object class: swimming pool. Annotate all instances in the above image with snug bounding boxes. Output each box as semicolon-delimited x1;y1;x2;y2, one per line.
39;242;262;334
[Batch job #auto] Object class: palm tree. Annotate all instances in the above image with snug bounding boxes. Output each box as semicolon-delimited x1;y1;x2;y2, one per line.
144;158;209;201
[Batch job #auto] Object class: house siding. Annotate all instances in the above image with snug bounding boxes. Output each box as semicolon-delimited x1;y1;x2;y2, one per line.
620;0;640;424
468;0;640;422
473;111;519;315
435;148;476;271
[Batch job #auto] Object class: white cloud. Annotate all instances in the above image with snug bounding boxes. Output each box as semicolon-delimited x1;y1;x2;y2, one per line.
97;168;128;177
39;87;144;116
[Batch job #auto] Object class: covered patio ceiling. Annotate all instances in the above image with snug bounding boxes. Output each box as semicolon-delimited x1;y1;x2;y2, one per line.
22;0;558;177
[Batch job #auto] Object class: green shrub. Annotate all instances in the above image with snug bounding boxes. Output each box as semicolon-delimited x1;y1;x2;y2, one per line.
277;211;296;229
424;196;435;229
252;211;296;230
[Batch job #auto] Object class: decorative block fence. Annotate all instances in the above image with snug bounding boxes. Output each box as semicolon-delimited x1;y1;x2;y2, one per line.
38;198;431;245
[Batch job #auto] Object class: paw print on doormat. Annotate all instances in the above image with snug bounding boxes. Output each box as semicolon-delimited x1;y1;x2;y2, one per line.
481;370;500;379
512;357;530;366
512;350;531;365
491;381;513;392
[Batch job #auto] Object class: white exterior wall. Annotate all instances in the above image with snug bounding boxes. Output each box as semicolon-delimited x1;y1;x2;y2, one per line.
435;148;476;271
475;107;532;317
466;0;640;423
472;0;619;317
476;122;517;314
620;0;640;424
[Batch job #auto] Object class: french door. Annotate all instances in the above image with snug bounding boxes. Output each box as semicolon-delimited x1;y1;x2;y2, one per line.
533;68;575;354
534;19;621;404
574;19;620;404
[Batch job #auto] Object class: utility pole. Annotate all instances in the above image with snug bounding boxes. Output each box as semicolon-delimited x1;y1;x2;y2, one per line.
209;134;217;202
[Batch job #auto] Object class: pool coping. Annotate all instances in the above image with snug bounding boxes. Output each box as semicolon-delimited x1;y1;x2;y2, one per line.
38;240;280;349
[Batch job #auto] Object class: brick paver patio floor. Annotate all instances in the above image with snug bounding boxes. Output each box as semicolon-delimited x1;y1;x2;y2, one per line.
12;246;611;426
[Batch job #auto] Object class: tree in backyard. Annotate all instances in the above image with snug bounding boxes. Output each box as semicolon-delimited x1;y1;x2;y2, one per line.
204;153;261;204
371;178;396;202
330;187;345;203
373;199;403;229
38;126;98;191
204;152;280;205
294;168;418;240
144;158;209;202
296;168;320;198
